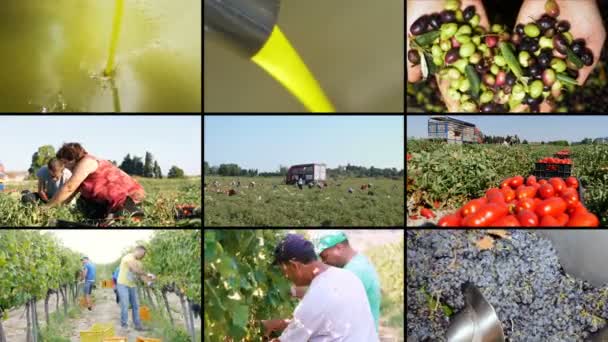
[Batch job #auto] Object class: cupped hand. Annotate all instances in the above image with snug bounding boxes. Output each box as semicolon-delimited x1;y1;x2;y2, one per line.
407;0;490;83
517;0;606;86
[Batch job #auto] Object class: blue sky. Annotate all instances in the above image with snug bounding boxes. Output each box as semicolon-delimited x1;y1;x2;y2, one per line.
204;116;404;171
1;116;201;175
407;115;608;142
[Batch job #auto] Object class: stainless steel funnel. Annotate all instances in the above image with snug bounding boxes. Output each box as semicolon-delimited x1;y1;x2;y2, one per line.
447;282;505;342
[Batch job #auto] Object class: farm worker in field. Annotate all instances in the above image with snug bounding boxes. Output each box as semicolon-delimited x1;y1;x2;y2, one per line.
46;142;145;219
261;234;379;342
297;177;304;190
80;256;97;311
314;231;382;331
116;245;156;331
112;266;120;304
36;158;72;203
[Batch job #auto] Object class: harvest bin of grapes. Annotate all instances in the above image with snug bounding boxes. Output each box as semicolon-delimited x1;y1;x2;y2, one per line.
407;229;608;341
407;0;608;113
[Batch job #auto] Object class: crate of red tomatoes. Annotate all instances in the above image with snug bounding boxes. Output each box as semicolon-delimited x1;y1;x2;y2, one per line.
534;157;572;178
554;149;571;159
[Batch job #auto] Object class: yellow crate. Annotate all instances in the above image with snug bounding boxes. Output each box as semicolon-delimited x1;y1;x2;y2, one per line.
136;337;161;342
102;338;127;342
139;306;151;321
101;280;114;288
80;323;115;342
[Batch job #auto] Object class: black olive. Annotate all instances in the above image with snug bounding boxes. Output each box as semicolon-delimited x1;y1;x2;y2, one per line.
538;50;552;68
529;103;540;112
503;85;512;94
408;49;421;65
463;5;476;21
543;85;550;91
537;15;556;32
567;68;579;79
581;48;594;66
553;33;569;54
429;13;442;30
410;15;429;35
440;10;456;24
556;20;571;33
480;103;494;113
544;28;555;38
529;64;542;76
505;72;516;86
515;24;525;35
445;48;460;64
571;39;586;55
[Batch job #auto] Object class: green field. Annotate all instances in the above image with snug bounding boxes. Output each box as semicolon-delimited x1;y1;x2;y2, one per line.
204;176;404;226
0;177;201;227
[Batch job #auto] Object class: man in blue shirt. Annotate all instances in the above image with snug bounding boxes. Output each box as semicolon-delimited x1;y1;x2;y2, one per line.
81;256;97;311
112;266;120;304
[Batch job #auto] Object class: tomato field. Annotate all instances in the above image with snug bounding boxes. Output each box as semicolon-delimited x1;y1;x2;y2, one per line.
0;177;201;227
407;140;608;226
204;176;404;227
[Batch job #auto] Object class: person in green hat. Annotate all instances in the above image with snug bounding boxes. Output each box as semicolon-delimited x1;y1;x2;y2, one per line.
314;231;382;331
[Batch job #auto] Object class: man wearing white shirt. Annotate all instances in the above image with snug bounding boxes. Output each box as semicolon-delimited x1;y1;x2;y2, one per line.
262;234;379;342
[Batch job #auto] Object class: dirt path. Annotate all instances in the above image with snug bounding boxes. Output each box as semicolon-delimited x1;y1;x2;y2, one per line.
3;287;200;342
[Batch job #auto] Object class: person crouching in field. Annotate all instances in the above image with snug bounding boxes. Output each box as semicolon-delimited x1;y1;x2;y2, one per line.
46;142;145;220
22;158;72;204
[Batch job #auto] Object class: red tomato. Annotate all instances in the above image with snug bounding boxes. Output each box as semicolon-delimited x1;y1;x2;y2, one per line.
437;214;461;227
540;215;560;227
526;175;537;186
486;188;505;204
566;177;579;189
535;197;567;217
561;188;579;208
549;177;566;195
490;215;521;227
517;210;539;227
420;208;435;219
434;200;441;209
409;215;420;219
567;212;599;227
500;178;512;189
461;198;488;217
501;187;516;202
517;186;537;200
515;198;535;214
538;179;548;185
462;203;509;227
555;212;569;226
538;184;555;199
510;176;524;188
531;183;541;192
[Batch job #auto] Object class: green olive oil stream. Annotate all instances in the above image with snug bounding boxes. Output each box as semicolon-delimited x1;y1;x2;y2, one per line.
104;0;125;76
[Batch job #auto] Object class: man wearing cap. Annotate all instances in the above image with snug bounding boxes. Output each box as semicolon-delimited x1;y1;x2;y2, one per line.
80;256;96;311
315;231;382;331
262;234;378;342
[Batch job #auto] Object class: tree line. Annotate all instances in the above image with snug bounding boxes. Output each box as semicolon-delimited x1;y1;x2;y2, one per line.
204;161;404;179
28;145;186;179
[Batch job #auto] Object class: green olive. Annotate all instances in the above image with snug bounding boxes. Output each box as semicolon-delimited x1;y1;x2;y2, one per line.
440;39;452;52
460;101;477;112
458;78;471;92
519;51;531;68
445;0;461;11
432;45;443;57
539;36;554;49
480;91;494;103
447;68;461;80
469;14;480;28
456;34;471;44
551;58;567;73
524;23;540;38
441;23;458;40
490;64;499;75
469;52;482;64
512;84;526;101
494;55;506;67
448;88;461;100
459;42;475;58
457;25;472;36
530;80;543;98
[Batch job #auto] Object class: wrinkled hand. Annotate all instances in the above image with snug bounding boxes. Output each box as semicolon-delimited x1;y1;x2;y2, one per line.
407;0;490;83
517;0;606;87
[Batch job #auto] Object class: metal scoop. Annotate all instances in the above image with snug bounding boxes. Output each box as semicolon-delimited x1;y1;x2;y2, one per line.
447;282;505;342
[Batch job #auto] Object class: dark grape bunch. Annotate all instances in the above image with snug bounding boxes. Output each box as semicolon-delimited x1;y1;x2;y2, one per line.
407;230;608;341
407;0;594;112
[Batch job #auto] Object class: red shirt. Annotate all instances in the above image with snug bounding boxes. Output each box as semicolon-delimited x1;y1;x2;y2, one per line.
79;155;145;212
